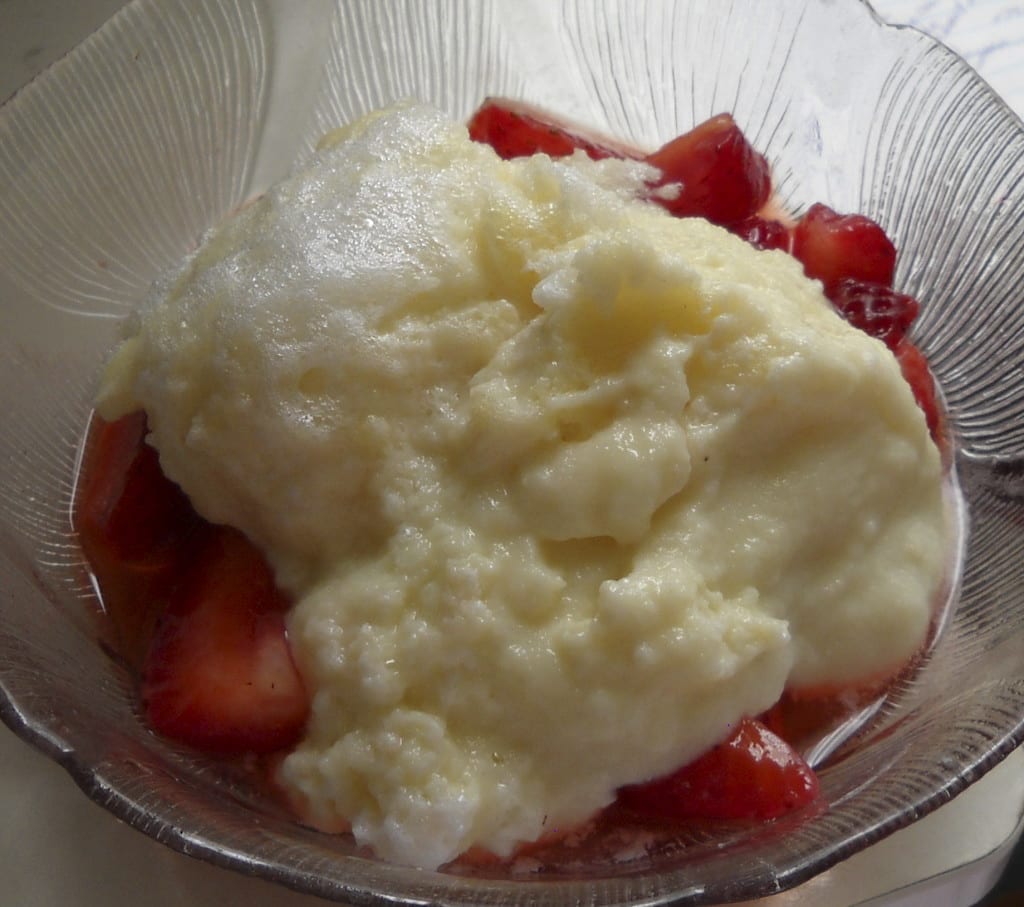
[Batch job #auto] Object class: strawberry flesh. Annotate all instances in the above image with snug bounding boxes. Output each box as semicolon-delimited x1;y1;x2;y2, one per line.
616;718;820;821
76;412;200;664
729;215;791;252
792;203;897;295
76;411;197;568
142;525;310;756
467;98;626;162
644;113;771;226
896;341;943;442
829;279;920;351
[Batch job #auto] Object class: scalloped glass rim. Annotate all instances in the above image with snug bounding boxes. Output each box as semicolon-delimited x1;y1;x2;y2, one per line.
3;0;1024;904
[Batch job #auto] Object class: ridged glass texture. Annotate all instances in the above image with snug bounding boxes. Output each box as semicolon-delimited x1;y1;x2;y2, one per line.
1;0;1023;903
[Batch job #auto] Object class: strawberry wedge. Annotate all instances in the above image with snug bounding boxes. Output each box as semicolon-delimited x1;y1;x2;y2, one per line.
75;412;199;663
792;203;897;295
644;113;772;226
616;718;820;821
76;411;196;570
142;525;310;756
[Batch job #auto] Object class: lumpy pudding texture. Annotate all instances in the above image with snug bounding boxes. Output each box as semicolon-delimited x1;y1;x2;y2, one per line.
97;102;945;869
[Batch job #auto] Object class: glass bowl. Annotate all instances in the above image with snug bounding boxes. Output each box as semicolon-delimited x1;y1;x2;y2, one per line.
2;0;1024;903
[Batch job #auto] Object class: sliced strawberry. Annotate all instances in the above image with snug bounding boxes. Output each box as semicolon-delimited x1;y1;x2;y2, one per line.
896;341;943;443
729;214;791;252
76;412;200;664
616;718;820;821
76;411;197;568
644;114;771;226
467;98;627;161
142;525;310;756
830;279;920;351
792;203;896;295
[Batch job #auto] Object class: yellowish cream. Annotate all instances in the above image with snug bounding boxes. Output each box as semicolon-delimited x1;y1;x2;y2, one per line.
98;102;945;869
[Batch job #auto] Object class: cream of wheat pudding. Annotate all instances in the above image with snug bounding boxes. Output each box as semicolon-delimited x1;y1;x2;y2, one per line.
90;101;945;869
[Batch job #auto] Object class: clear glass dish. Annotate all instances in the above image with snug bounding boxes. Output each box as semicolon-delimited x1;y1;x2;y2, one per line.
2;0;1024;903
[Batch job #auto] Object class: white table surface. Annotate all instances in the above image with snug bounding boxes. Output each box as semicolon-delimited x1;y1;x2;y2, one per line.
3;2;1024;906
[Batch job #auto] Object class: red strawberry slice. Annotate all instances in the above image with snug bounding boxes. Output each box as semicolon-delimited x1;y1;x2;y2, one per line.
467;98;628;161
896;341;943;443
792;203;897;295
616;718;820;821
644;113;771;226
76;411;197;568
142;525;310;756
76;412;200;664
830;279;920;351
